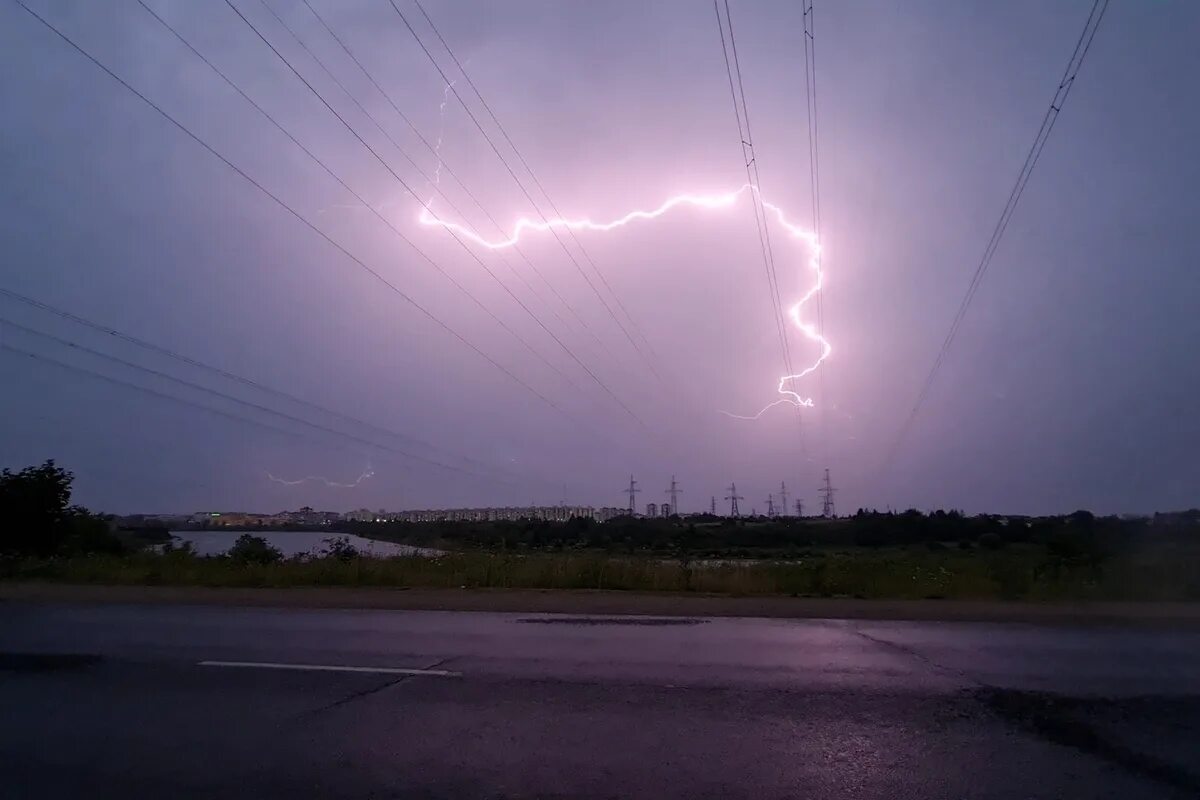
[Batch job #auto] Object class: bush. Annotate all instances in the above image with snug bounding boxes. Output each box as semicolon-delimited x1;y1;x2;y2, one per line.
321;536;359;562
228;534;283;565
63;511;125;556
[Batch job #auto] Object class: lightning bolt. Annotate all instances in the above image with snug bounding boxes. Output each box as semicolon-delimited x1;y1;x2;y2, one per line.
416;185;830;417
428;77;457;200
266;465;375;488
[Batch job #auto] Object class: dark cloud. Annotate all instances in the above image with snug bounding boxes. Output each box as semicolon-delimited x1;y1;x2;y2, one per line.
2;0;1197;515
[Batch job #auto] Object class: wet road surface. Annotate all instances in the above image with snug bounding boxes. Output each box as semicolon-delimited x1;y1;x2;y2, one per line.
2;603;1199;798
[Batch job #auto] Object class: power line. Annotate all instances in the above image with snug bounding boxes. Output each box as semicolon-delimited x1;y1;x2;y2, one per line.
883;0;1110;470
390;0;667;383
10;0;563;423
230;0;650;431
715;0;797;393
714;0;808;487
236;2;588;388
3;340;340;449
410;0;667;379
134;0;582;408
0;286;503;480
800;0;830;453
137;0;650;446
0;315;500;480
294;0;615;363
2;340;499;484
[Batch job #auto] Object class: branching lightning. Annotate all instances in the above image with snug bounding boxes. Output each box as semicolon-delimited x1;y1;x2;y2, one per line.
266;464;375;488
417;185;830;418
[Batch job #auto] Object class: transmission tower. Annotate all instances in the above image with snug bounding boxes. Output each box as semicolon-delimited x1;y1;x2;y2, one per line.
779;482;790;516
625;474;640;515
665;476;682;516
725;483;743;517
764;494;775;517
710;495;717;515
820;468;836;518
795;499;804;517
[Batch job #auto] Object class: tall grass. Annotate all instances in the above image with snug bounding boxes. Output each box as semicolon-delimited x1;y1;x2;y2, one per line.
8;546;1200;601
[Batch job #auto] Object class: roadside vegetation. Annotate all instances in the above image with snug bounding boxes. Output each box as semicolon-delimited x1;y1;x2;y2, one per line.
11;543;1200;601
3;461;1198;601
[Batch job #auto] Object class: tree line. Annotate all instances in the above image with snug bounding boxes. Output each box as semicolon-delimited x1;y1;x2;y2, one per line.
346;506;1198;560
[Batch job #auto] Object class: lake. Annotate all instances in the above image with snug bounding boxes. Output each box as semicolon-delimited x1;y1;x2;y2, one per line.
169;530;440;559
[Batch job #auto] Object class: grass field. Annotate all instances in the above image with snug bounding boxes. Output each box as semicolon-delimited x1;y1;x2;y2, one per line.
8;544;1200;602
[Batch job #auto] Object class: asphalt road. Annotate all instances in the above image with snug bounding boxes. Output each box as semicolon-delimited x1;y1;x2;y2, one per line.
2;603;1199;799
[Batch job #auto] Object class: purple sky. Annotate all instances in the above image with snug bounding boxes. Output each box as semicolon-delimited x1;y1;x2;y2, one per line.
2;0;1198;516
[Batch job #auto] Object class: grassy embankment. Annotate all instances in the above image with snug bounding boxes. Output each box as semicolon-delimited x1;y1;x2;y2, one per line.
8;544;1200;601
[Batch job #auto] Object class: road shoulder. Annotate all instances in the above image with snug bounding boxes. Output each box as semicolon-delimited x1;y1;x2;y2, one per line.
3;582;1200;626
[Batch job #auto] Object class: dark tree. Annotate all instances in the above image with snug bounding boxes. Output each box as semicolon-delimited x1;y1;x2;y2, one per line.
0;460;74;557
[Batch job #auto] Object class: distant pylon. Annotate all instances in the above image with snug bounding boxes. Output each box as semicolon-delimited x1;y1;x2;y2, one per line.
820;468;836;518
725;483;743;517
765;494;775;517
795;499;804;517
665;476;682;516
710;495;717;515
625;474;640;515
779;482;790;517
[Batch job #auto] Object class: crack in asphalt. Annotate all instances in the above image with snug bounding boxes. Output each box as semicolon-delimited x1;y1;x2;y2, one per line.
304;657;458;716
845;623;987;688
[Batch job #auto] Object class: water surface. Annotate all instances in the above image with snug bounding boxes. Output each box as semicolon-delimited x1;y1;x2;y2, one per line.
169;530;438;559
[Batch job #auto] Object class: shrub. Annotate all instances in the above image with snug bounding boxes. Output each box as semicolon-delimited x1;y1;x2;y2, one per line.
228;534;283;565
321;536;360;562
63;511;125;556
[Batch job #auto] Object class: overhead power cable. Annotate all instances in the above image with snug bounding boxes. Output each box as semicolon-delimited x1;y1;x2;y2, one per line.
229;0;651;431
135;0;584;406
882;0;1110;469
294;0;614;362
10;0;565;424
3;340;351;452
0;285;503;479
800;0;830;460
390;0;668;385
0;315;501;479
714;0;798;395
1;339;524;486
244;0;588;395
410;0;666;377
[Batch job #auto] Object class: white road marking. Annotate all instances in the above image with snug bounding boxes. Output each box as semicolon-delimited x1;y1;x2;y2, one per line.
198;660;460;677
